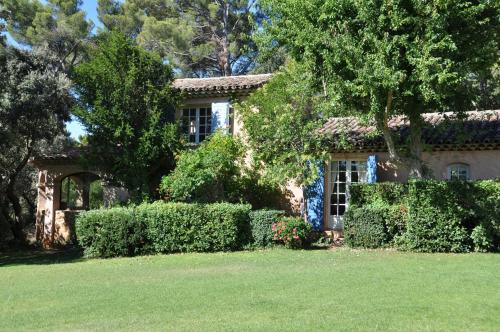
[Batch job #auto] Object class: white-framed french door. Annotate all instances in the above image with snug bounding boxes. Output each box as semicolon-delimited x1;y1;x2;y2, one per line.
327;160;368;230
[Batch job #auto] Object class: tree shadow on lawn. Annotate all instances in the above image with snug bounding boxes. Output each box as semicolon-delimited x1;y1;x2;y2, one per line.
0;246;84;267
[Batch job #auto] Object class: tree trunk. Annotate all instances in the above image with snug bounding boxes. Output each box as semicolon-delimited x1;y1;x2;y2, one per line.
375;91;425;178
407;111;424;178
220;1;232;76
375;91;402;163
4;149;32;243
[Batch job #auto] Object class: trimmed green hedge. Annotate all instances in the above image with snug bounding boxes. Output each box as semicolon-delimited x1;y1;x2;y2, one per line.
345;180;500;252
249;209;284;248
75;207;148;258
344;205;406;249
76;202;252;257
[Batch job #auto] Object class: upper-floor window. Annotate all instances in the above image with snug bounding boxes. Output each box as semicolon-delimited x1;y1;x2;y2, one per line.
448;163;470;181
182;107;212;143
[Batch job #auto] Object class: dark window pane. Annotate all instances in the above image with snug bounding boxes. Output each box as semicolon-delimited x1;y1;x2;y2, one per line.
189;135;196;143
351;161;358;171
352;171;359;183
190;109;196;117
339;205;346;215
339;171;346;182
339;183;346;193
331;205;338;216
331;194;337;204
339;194;346;204
339;161;347;171
333;183;337;193
183;109;189;117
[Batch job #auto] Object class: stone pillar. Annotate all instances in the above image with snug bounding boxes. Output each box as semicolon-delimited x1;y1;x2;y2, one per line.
35;171;46;242
41;174;61;248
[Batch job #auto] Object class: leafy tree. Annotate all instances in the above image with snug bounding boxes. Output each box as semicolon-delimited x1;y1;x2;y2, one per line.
260;0;499;177
1;0;93;71
72;31;180;198
237;62;329;216
0;45;73;242
160;131;244;202
98;0;262;77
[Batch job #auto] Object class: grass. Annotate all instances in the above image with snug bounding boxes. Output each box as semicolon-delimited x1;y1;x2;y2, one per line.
1;248;499;331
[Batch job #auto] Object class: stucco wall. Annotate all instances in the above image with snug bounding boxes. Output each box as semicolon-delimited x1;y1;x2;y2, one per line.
376;150;500;182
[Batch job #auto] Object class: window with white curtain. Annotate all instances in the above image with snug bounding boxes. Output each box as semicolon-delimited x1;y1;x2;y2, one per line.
182;107;212;143
328;160;367;228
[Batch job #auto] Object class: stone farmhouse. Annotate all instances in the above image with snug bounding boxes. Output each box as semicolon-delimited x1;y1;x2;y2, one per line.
30;74;500;246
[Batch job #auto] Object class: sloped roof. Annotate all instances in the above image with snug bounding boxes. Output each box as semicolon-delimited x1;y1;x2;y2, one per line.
320;110;500;151
172;74;272;97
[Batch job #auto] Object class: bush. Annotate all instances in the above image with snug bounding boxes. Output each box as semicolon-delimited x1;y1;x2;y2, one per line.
160;132;244;202
141;202;251;253
272;217;313;249
344;206;390;248
349;182;407;207
75;207;148;258
399;180;471;253
348;180;500;252
249;209;284;247
473;180;500;251
76;202;252;257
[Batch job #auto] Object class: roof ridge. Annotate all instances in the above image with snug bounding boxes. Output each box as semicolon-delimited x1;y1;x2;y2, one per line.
173;73;272;81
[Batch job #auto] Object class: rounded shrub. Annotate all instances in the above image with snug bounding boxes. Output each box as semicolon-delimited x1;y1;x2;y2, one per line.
75;207;148;258
343;206;390;248
249;209;284;248
272;217;313;249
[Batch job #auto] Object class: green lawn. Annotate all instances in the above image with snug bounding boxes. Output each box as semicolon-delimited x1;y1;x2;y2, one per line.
1;248;499;331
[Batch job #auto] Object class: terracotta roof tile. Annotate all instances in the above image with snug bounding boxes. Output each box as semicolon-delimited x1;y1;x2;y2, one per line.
172;74;272;96
320;110;500;150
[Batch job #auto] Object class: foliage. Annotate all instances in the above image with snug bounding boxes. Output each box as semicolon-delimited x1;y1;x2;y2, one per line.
344;204;406;249
237;61;329;214
0;45;73;242
160;131;244;202
72;31;180;199
98;0;262;77
344;206;389;249
141;202;251;254
272;217;313;249
75;202;252;257
347;180;500;252
259;0;499;177
249;209;284;248
471;225;493;253
349;183;408;207
1;0;93;71
75;207;148;258
401;181;480;252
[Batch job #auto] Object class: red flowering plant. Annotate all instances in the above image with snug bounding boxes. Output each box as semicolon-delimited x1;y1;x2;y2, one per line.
272;217;313;249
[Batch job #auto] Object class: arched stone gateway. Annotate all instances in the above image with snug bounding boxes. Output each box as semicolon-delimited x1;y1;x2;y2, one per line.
29;150;129;248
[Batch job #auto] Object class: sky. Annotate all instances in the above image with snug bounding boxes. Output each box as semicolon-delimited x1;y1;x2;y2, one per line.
3;0;102;140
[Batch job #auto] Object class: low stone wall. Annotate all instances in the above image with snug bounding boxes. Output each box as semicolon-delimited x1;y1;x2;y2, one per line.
54;210;82;246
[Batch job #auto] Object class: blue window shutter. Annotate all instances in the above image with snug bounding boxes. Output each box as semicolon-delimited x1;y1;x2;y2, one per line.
367;155;378;183
211;102;230;132
305;162;325;231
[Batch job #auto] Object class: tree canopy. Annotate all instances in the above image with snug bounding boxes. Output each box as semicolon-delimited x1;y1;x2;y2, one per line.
98;0;262;77
72;31;180;198
0;45;73;242
237;61;329;210
1;0;93;71
259;0;499;177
